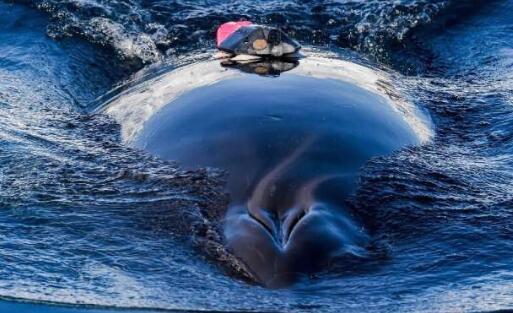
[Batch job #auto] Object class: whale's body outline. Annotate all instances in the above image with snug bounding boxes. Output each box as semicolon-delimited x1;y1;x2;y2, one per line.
100;51;433;287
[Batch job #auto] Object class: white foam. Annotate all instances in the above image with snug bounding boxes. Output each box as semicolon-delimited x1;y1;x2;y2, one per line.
102;52;434;144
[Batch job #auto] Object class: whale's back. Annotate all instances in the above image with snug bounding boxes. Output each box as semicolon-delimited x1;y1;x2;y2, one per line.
133;73;420;206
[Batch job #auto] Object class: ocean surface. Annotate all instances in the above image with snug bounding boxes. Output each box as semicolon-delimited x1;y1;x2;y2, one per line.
1;0;513;312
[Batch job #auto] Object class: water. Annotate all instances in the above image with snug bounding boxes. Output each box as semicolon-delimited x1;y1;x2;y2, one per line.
1;0;513;312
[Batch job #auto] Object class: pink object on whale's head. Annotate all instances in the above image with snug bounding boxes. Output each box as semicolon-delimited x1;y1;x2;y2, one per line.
216;21;253;47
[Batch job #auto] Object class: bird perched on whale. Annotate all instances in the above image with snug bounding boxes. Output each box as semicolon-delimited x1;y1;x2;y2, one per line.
216;21;301;59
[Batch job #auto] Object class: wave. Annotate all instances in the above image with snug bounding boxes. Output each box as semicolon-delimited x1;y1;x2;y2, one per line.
14;0;474;69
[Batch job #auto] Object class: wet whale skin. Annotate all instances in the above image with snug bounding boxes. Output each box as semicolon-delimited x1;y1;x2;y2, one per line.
133;73;420;286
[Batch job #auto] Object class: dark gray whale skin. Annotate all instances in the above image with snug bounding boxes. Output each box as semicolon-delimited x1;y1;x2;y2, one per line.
129;68;425;287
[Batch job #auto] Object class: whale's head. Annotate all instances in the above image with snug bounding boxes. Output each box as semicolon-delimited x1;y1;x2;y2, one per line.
101;53;433;287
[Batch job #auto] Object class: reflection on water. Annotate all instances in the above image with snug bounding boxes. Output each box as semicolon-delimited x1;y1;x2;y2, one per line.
220;56;299;76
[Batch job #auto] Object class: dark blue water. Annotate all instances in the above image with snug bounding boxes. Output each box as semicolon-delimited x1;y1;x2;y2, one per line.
1;0;513;312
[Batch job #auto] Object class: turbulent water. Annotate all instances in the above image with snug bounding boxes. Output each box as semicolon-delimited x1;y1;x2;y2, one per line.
1;0;513;312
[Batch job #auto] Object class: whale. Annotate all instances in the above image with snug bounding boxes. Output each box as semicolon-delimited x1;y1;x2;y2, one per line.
100;52;433;287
